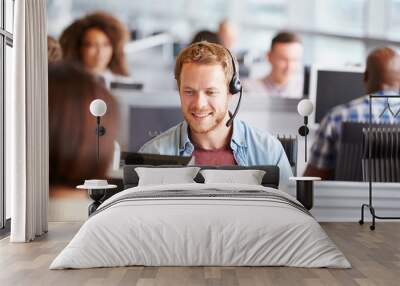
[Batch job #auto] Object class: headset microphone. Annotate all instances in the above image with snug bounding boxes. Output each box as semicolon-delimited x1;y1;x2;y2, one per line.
226;87;243;127
225;48;242;127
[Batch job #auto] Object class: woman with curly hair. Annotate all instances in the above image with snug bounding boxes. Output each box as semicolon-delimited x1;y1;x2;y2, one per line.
59;11;130;86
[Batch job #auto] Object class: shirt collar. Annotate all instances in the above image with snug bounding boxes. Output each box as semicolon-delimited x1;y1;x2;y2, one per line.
366;91;400;105
263;76;286;91
230;118;247;148
179;121;192;152
370;90;399;96
179;118;247;152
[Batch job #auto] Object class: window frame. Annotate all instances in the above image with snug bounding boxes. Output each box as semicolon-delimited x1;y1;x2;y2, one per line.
0;0;13;231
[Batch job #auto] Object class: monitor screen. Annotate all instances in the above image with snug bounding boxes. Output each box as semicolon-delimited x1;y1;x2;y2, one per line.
310;67;365;123
303;65;310;97
128;107;183;152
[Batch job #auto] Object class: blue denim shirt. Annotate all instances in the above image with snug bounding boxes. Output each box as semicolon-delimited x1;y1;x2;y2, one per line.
139;119;293;187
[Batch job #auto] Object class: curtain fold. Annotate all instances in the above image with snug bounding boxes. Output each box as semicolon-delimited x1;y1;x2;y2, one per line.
10;0;48;242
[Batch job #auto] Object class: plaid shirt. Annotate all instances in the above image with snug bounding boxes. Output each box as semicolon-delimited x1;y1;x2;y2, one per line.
309;93;400;170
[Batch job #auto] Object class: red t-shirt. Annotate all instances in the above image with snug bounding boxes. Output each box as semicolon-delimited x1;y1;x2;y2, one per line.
193;145;237;166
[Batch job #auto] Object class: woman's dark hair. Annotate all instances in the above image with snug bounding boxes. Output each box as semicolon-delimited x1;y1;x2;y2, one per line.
59;11;130;76
190;30;221;45
48;63;119;186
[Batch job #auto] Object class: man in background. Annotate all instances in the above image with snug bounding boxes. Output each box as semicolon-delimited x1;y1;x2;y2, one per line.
244;31;304;98
304;47;400;179
191;30;221;45
217;20;238;51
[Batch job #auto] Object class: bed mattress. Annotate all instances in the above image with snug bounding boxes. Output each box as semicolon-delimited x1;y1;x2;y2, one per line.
50;183;350;269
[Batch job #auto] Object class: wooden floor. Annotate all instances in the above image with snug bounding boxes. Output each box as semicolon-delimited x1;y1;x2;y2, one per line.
0;222;399;286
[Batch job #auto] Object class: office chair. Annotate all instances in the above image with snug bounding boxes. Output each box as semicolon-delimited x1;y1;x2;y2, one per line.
335;121;400;181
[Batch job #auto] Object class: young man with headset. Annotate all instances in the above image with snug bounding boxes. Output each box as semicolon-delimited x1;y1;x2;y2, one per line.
139;41;292;186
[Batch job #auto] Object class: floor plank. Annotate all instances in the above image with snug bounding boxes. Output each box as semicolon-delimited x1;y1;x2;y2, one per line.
1;222;400;286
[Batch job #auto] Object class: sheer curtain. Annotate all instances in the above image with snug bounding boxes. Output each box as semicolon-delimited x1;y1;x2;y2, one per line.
8;0;48;242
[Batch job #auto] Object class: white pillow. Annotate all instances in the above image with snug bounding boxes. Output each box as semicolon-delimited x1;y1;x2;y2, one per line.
200;169;266;185
135;167;201;186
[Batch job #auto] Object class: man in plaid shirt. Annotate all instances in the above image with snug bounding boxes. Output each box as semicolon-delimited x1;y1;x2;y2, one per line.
304;47;400;179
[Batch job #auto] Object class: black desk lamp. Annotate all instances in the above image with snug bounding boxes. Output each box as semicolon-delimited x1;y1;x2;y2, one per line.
80;99;115;216
291;99;320;211
89;99;107;161
297;99;314;162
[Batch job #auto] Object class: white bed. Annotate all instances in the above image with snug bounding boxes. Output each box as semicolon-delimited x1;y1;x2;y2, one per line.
50;183;351;269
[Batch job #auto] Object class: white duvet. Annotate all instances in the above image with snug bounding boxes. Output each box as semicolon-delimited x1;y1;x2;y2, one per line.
50;183;350;269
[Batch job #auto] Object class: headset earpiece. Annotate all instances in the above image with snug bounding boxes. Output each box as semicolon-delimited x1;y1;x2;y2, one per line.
225;47;243;127
225;48;242;95
229;74;242;95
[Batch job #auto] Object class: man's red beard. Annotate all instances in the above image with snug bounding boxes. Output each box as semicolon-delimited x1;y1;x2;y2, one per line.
184;108;226;134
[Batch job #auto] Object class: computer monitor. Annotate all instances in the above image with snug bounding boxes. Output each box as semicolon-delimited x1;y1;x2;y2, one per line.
110;81;143;90
303;65;310;97
309;66;365;124
128;107;184;152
